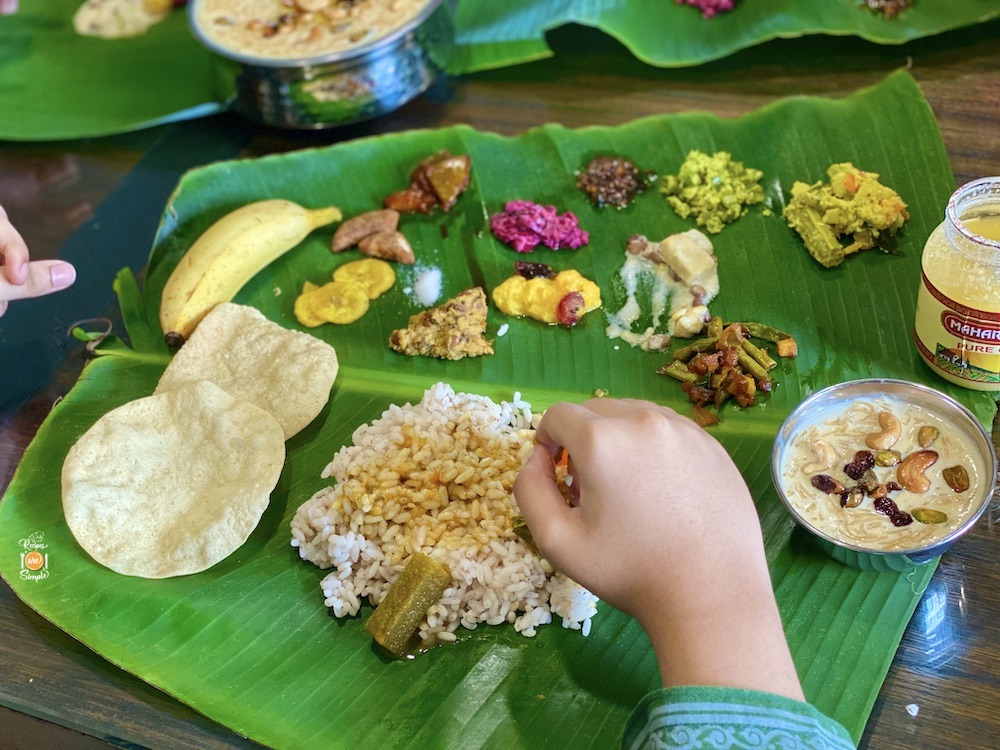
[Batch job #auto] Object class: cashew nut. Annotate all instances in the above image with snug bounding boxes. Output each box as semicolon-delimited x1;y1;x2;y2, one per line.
802;438;836;474
295;0;331;12
896;450;938;493
865;411;901;450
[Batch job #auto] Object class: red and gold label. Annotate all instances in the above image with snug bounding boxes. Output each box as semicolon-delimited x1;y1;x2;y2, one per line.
913;271;1000;391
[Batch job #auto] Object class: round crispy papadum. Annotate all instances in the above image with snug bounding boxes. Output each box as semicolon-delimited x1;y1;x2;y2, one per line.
62;379;285;579
155;303;339;440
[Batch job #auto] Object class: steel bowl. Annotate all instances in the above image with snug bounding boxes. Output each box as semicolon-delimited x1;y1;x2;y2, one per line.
188;0;454;129
771;379;997;572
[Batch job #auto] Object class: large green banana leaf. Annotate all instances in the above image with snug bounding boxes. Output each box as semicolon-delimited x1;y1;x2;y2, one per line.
3;0;1000;140
449;0;1000;72
0;71;995;749
0;0;222;141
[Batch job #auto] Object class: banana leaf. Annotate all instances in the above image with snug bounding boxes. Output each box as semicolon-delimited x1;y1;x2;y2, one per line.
450;0;1000;73
0;71;995;749
0;0;222;141
4;1;1000;141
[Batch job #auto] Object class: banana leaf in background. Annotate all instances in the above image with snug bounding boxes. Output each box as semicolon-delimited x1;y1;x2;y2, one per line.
3;1;1000;140
449;0;1000;72
0;71;996;749
0;0;222;140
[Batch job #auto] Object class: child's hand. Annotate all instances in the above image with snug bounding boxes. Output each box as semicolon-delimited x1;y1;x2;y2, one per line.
514;398;804;699
0;206;76;317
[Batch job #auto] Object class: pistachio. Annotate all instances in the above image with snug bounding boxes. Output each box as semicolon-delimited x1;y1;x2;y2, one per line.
896;450;938;494
912;507;948;525
840;487;864;508
942;465;970;493
874;449;901;467
865;411;901;450
918;425;939;448
858;469;880;494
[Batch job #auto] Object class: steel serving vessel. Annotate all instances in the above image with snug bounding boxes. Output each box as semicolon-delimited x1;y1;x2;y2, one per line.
188;0;454;129
771;379;997;572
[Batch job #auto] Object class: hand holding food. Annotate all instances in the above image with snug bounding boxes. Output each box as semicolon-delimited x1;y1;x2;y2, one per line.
513;398;804;698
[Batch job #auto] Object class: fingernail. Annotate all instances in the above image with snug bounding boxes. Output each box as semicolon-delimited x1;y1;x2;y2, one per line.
50;262;77;289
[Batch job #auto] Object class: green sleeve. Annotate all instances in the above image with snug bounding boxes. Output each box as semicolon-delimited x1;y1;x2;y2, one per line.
622;685;856;750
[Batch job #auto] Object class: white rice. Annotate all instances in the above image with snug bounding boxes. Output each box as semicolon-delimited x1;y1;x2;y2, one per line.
290;383;598;646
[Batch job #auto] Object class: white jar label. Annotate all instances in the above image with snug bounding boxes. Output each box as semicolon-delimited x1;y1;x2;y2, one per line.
913;271;1000;390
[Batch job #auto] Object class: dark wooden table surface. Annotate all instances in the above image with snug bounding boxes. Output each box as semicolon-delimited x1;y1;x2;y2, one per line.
2;19;999;750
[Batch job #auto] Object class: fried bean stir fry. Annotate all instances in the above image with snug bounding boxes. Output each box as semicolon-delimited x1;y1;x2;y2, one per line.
658;317;797;426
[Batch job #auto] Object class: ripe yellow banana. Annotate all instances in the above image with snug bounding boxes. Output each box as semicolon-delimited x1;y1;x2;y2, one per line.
160;199;342;346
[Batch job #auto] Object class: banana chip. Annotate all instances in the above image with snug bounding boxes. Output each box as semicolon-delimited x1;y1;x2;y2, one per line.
298;281;370;325
293;282;326;327
332;258;396;299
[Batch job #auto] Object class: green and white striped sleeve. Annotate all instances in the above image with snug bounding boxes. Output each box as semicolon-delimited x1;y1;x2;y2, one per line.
623;686;856;750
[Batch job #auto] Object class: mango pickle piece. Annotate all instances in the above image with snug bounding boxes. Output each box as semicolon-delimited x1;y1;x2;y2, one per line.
912;507;949;525
365;552;451;657
333;258;396;299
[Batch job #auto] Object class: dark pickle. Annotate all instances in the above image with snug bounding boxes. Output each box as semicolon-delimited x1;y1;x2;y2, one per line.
576;155;655;209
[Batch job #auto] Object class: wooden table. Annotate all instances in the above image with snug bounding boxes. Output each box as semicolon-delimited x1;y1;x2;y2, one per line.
2;21;999;750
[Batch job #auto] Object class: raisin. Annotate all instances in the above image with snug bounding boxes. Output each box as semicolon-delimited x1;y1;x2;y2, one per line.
873;496;899;516
514;261;556;280
811;475;845;495
844;450;875;480
890;512;914;527
556;292;585;326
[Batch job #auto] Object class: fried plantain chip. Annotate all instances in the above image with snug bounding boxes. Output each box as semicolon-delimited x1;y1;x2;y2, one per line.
332;258;396;299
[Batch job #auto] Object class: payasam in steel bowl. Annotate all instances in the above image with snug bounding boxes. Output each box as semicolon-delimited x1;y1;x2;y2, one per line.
771;379;997;572
188;0;454;129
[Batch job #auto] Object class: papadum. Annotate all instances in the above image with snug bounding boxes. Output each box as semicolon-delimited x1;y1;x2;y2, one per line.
155;303;339;440
62;379;285;579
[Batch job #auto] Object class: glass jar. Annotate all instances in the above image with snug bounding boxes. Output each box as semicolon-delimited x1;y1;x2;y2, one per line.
913;177;1000;391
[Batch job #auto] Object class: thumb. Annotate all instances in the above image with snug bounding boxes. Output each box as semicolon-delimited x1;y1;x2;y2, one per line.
0;260;76;303
513;445;581;566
